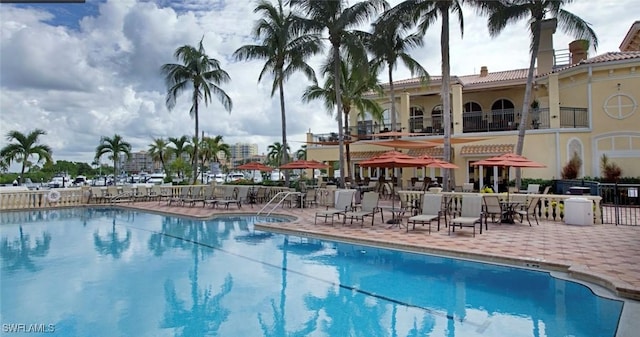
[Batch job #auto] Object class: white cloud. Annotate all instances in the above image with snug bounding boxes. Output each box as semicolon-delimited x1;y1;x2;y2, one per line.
0;0;636;169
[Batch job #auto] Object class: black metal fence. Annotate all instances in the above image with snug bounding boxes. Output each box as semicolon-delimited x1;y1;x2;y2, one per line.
599;183;639;226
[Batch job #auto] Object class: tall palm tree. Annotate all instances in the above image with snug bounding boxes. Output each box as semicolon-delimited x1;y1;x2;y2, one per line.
148;137;170;173
389;0;465;191
161;38;233;184
290;0;388;188
1;129;53;184
365;14;430;134
267;142;290;167
95;134;132;177
477;0;598;188
302;58;383;181
233;0;321;185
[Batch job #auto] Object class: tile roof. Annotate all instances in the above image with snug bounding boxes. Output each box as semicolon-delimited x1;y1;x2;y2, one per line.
407;147;444;157
458;68;531;85
550;51;640;74
351;151;389;160
460;144;514;156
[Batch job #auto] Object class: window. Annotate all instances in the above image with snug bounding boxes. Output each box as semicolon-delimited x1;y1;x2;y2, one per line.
464;102;482;113
409;106;424;132
430;105;443;131
491;99;516;122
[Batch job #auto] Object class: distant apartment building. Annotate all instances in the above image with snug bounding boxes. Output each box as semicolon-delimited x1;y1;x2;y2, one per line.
119;151;156;174
224;143;259;166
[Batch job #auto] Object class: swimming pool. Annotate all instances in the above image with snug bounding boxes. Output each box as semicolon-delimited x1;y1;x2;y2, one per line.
1;208;623;337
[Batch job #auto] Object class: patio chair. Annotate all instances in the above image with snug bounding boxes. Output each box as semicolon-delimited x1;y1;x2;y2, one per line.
168;186;190;206
147;185;162;201
89;187;106;204
407;194;443;234
182;186;205;207
314;189;355;225
217;187;242;209
449;195;484;237
482;195;503;225
343;192;381;227
304;188;318;208
516;196;541;226
525;184;540;194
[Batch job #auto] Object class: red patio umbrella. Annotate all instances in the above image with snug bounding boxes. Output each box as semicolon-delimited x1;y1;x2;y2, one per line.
279;160;328;170
236;161;273;171
359;151;432;224
417;155;459;169
471;153;546;196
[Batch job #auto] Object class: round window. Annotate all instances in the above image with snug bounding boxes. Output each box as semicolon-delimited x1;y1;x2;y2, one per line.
603;93;637;120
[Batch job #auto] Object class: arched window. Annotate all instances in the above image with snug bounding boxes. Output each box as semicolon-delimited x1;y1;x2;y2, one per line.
409;106;424;132
463;102;483;132
491;99;516;124
380;109;392;131
430;105;443;133
464;102;482;113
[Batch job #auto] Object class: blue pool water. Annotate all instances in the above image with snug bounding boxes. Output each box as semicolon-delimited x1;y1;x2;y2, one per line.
1;208;622;337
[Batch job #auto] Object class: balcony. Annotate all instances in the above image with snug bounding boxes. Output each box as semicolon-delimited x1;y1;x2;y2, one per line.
461;107;588;133
559;107;588;128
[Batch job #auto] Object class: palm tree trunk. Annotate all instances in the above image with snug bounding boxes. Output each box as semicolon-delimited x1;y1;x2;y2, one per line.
278;75;290;186
441;10;452;191
192;87;200;184
514;22;542;189
333;46;346;188
344;107;352;183
388;66;397;134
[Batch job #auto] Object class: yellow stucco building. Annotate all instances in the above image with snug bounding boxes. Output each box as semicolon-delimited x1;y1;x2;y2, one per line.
306;20;640;190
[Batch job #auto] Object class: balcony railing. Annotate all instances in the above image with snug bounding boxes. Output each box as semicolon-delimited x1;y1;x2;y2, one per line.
559;107;588;128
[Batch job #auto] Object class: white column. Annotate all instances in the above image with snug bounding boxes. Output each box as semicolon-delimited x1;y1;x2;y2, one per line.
493;166;499;192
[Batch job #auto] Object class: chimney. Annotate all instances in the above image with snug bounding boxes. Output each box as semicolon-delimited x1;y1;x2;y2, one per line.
480;66;488;77
536;18;557;74
569;40;588;65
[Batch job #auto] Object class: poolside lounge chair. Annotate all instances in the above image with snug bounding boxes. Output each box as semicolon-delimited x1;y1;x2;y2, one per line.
314;189;356;225
524;184;540;194
449;195;484;237
516;196;541;226
168;186;190;206
182;186;205;207
89;187;106;204
217;186;249;209
482;195;503;225
343;192;381;227
407;194;443;234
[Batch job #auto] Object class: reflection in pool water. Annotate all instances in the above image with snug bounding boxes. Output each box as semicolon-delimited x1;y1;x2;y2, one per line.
0;208;623;337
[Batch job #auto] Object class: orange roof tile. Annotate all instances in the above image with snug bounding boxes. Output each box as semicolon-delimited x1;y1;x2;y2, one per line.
351;151;389;160
460;144;514;156
458;68;531;85
407;147;444;158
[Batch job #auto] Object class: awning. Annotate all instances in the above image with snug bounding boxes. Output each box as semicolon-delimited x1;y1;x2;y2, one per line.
460;144;514;156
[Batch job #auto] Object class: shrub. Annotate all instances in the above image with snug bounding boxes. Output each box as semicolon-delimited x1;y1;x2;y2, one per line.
601;154;622;181
561;152;582;179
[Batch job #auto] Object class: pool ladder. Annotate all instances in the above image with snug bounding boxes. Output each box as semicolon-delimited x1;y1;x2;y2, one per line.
257;191;302;216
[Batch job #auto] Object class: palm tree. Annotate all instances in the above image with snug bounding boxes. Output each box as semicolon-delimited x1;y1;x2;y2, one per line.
302;58;383;181
0;129;53;184
365;14;430;134
168;136;191;180
295;145;307;160
95;134;132;177
161;38;233;184
389;0;465;191
477;0;598;188
267;142;290;167
200;135;231;173
148;137;170;173
290;0;388;188
233;0;321;185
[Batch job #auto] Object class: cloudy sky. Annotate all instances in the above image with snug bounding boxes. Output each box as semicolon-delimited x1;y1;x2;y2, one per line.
0;0;635;169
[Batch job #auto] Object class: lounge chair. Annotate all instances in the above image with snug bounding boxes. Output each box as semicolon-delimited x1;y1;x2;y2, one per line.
168;186;190;206
482;195;503;225
516;196;541;226
217;186;250;209
343;192;381;227
449;195;484;237
524;184;540;194
304;188;317;208
407;194;443;234
314;189;356;225
181;186;205;206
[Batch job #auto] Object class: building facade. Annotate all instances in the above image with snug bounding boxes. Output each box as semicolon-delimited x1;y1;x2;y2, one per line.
306;20;640;190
